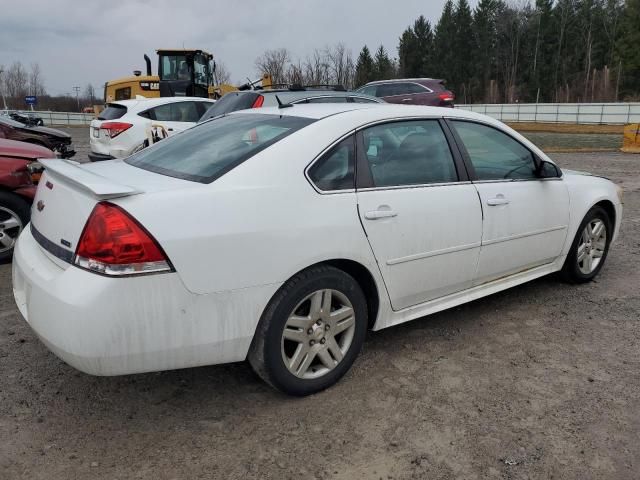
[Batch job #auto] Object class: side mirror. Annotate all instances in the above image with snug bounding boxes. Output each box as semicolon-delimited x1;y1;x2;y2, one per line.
536;159;561;178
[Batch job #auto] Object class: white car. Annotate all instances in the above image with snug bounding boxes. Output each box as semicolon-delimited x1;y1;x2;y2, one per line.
13;104;622;395
88;96;215;161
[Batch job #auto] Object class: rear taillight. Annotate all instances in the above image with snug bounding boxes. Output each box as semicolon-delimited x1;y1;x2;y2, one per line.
439;92;454;103
74;202;172;276
251;95;265;108
100;121;133;138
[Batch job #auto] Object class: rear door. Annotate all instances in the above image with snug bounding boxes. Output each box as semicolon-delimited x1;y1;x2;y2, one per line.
449;120;570;285
147;101;201;135
356;119;482;310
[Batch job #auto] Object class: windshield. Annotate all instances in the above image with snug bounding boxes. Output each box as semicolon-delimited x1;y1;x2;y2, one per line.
0;116;26;128
126;113;315;183
161;55;190;81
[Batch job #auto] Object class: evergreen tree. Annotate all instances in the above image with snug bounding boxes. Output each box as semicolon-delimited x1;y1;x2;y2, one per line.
473;0;500;101
373;45;394;80
453;0;475;101
398;26;419;77
413;15;435;75
433;0;456;84
616;0;640;96
355;46;376;87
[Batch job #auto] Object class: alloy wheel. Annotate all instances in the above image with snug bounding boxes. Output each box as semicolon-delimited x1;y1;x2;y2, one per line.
577;218;607;275
0;206;23;253
281;289;356;379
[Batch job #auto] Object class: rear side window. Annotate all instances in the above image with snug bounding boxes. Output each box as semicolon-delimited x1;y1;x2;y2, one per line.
126;113;315;183
148;102;200;122
98;104;127;120
199;92;259;121
308;136;355;191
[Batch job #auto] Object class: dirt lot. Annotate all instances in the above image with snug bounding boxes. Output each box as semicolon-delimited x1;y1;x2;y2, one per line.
1;142;639;478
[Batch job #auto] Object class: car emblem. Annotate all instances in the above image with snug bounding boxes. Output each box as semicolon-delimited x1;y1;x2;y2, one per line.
36;200;45;212
45;181;53;190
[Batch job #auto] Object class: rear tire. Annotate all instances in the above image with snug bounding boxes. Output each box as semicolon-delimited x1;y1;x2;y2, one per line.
248;265;368;396
561;206;611;283
0;192;31;262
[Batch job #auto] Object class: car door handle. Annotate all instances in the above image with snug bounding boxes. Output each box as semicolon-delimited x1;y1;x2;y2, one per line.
401;98;412;102
364;209;398;220
487;195;510;206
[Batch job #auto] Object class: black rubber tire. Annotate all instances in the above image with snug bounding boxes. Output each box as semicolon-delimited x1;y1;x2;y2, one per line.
561;206;612;283
248;265;368;396
0;191;31;263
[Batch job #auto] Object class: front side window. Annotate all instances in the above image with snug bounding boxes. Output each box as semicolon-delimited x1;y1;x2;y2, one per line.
361;120;458;188
351;96;379;103
308;135;355;191
377;83;404;97
126;113;314;183
451;121;537;180
357;85;377;97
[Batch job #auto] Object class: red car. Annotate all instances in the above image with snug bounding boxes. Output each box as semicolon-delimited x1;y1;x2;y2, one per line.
355;78;455;107
0;139;53;261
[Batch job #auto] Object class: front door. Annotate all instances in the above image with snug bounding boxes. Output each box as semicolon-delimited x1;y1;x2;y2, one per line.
356;119;483;310
449;120;570;285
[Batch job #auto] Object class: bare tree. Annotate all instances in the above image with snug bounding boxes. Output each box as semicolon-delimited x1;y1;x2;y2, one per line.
303;49;330;85
83;83;96;103
28;63;46;96
255;48;290;84
214;61;232;85
4;61;28;100
325;43;355;88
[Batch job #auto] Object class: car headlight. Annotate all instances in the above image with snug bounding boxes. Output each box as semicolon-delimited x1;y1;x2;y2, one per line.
616;185;624;204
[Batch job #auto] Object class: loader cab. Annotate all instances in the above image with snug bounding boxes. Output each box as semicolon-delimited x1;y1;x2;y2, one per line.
157;49;213;98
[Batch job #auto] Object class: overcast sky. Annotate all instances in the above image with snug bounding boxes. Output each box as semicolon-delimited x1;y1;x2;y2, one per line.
0;0;478;96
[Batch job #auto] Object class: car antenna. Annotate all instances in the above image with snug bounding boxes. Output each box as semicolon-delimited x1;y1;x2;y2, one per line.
275;95;293;109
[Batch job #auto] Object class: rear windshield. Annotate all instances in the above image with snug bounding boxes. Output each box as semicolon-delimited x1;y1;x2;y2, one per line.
198;92;259;121
125;113;315;183
98;104;127;120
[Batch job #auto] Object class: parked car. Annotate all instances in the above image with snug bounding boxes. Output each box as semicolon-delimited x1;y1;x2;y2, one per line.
355;78;454;107
0;115;74;158
0;139;47;261
0;138;53;183
88;97;216;161
13;103;622;395
199;85;382;122
8;111;45;126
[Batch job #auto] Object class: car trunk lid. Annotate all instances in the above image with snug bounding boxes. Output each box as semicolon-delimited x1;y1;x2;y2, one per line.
30;159;193;263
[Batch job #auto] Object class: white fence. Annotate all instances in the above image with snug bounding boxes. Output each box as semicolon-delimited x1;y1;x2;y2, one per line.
456;103;640;125
5;110;94;126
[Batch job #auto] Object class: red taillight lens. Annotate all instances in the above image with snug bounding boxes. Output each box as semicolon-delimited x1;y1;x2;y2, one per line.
251;95;264;108
439;92;454;103
100;121;133;138
74;202;172;276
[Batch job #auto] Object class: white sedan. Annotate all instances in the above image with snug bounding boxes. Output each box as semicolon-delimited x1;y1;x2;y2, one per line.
88;96;215;161
13;104;622;395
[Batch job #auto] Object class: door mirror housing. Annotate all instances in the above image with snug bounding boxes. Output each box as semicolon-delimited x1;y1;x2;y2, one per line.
536;159;562;178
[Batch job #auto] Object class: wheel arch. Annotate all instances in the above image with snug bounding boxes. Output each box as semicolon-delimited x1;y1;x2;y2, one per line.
593;199;616;229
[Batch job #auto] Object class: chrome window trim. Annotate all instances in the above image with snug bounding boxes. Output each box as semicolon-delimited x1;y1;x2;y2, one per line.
357;181;472;193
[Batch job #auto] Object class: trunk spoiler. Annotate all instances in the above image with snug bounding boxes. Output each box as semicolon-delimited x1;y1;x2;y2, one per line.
39;159;142;199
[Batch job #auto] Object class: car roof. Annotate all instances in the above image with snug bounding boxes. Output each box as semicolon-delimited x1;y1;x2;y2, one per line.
109;96;215;110
235;103;481;122
363;78;443;85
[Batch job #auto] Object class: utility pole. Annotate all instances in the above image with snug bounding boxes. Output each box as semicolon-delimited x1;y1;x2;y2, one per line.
73;85;81;111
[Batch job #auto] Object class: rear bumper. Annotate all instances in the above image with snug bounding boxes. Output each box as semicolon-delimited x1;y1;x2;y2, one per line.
12;227;279;376
88;151;115;162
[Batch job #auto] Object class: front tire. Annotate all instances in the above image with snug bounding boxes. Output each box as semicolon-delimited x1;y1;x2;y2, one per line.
0;192;31;262
561;206;611;283
248;265;368;396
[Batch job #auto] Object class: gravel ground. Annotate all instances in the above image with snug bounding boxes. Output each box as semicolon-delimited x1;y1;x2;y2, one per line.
1;136;639;479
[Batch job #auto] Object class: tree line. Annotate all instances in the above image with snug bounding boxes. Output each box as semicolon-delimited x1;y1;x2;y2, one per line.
255;0;639;103
0;61;97;111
